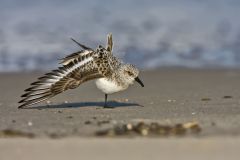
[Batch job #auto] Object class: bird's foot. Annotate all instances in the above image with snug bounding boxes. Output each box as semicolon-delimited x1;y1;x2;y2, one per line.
103;104;115;109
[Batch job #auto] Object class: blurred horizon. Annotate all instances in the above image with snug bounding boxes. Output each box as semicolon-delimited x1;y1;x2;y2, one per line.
1;0;240;72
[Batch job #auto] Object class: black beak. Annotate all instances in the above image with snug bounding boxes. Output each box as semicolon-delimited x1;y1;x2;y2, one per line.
135;77;144;87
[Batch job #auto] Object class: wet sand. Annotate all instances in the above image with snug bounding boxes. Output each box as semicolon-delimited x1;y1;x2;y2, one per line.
0;69;240;159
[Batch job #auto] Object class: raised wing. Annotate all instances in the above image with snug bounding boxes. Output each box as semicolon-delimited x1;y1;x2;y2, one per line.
19;51;104;108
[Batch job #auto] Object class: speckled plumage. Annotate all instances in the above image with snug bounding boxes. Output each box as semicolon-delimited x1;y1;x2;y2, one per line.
19;34;144;108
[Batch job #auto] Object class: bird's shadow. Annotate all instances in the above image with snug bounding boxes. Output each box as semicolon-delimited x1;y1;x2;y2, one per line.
26;101;142;109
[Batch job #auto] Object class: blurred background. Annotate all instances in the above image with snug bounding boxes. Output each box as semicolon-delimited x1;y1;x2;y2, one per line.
0;0;240;72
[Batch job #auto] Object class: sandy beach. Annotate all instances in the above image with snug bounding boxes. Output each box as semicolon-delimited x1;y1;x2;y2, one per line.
1;69;240;159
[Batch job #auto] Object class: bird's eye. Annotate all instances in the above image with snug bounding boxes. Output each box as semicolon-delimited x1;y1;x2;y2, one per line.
126;71;133;76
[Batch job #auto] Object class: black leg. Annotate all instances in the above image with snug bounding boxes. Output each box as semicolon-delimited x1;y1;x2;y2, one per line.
104;94;108;107
103;94;113;108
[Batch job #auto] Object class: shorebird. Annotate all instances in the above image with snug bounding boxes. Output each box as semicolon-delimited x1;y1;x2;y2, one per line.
18;34;144;109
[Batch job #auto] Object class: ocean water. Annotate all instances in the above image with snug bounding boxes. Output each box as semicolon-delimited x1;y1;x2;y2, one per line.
0;0;240;71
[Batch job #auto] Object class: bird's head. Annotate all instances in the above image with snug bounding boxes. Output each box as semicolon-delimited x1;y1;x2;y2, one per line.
121;64;144;87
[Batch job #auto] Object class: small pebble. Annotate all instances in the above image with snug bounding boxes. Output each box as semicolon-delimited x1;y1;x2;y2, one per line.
46;101;51;104
72;128;79;133
183;122;201;133
66;116;73;119
111;120;118;125
12;120;16;123
126;123;133;130
201;98;211;101
140;129;148;136
97;120;111;126
84;120;91;125
223;96;232;99
27;121;33;126
167;99;176;102
58;110;63;113
211;122;216;126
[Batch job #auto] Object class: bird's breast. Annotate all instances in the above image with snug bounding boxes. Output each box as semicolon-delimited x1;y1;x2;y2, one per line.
95;78;126;94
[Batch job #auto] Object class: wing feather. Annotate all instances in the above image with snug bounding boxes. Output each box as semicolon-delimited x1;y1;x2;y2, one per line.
59;50;94;66
106;33;113;53
18;54;103;108
70;38;92;50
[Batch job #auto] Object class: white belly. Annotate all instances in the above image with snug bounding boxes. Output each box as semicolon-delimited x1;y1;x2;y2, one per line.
95;78;126;94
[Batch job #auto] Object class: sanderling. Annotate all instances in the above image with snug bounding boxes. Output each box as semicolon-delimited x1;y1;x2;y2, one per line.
18;34;144;108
